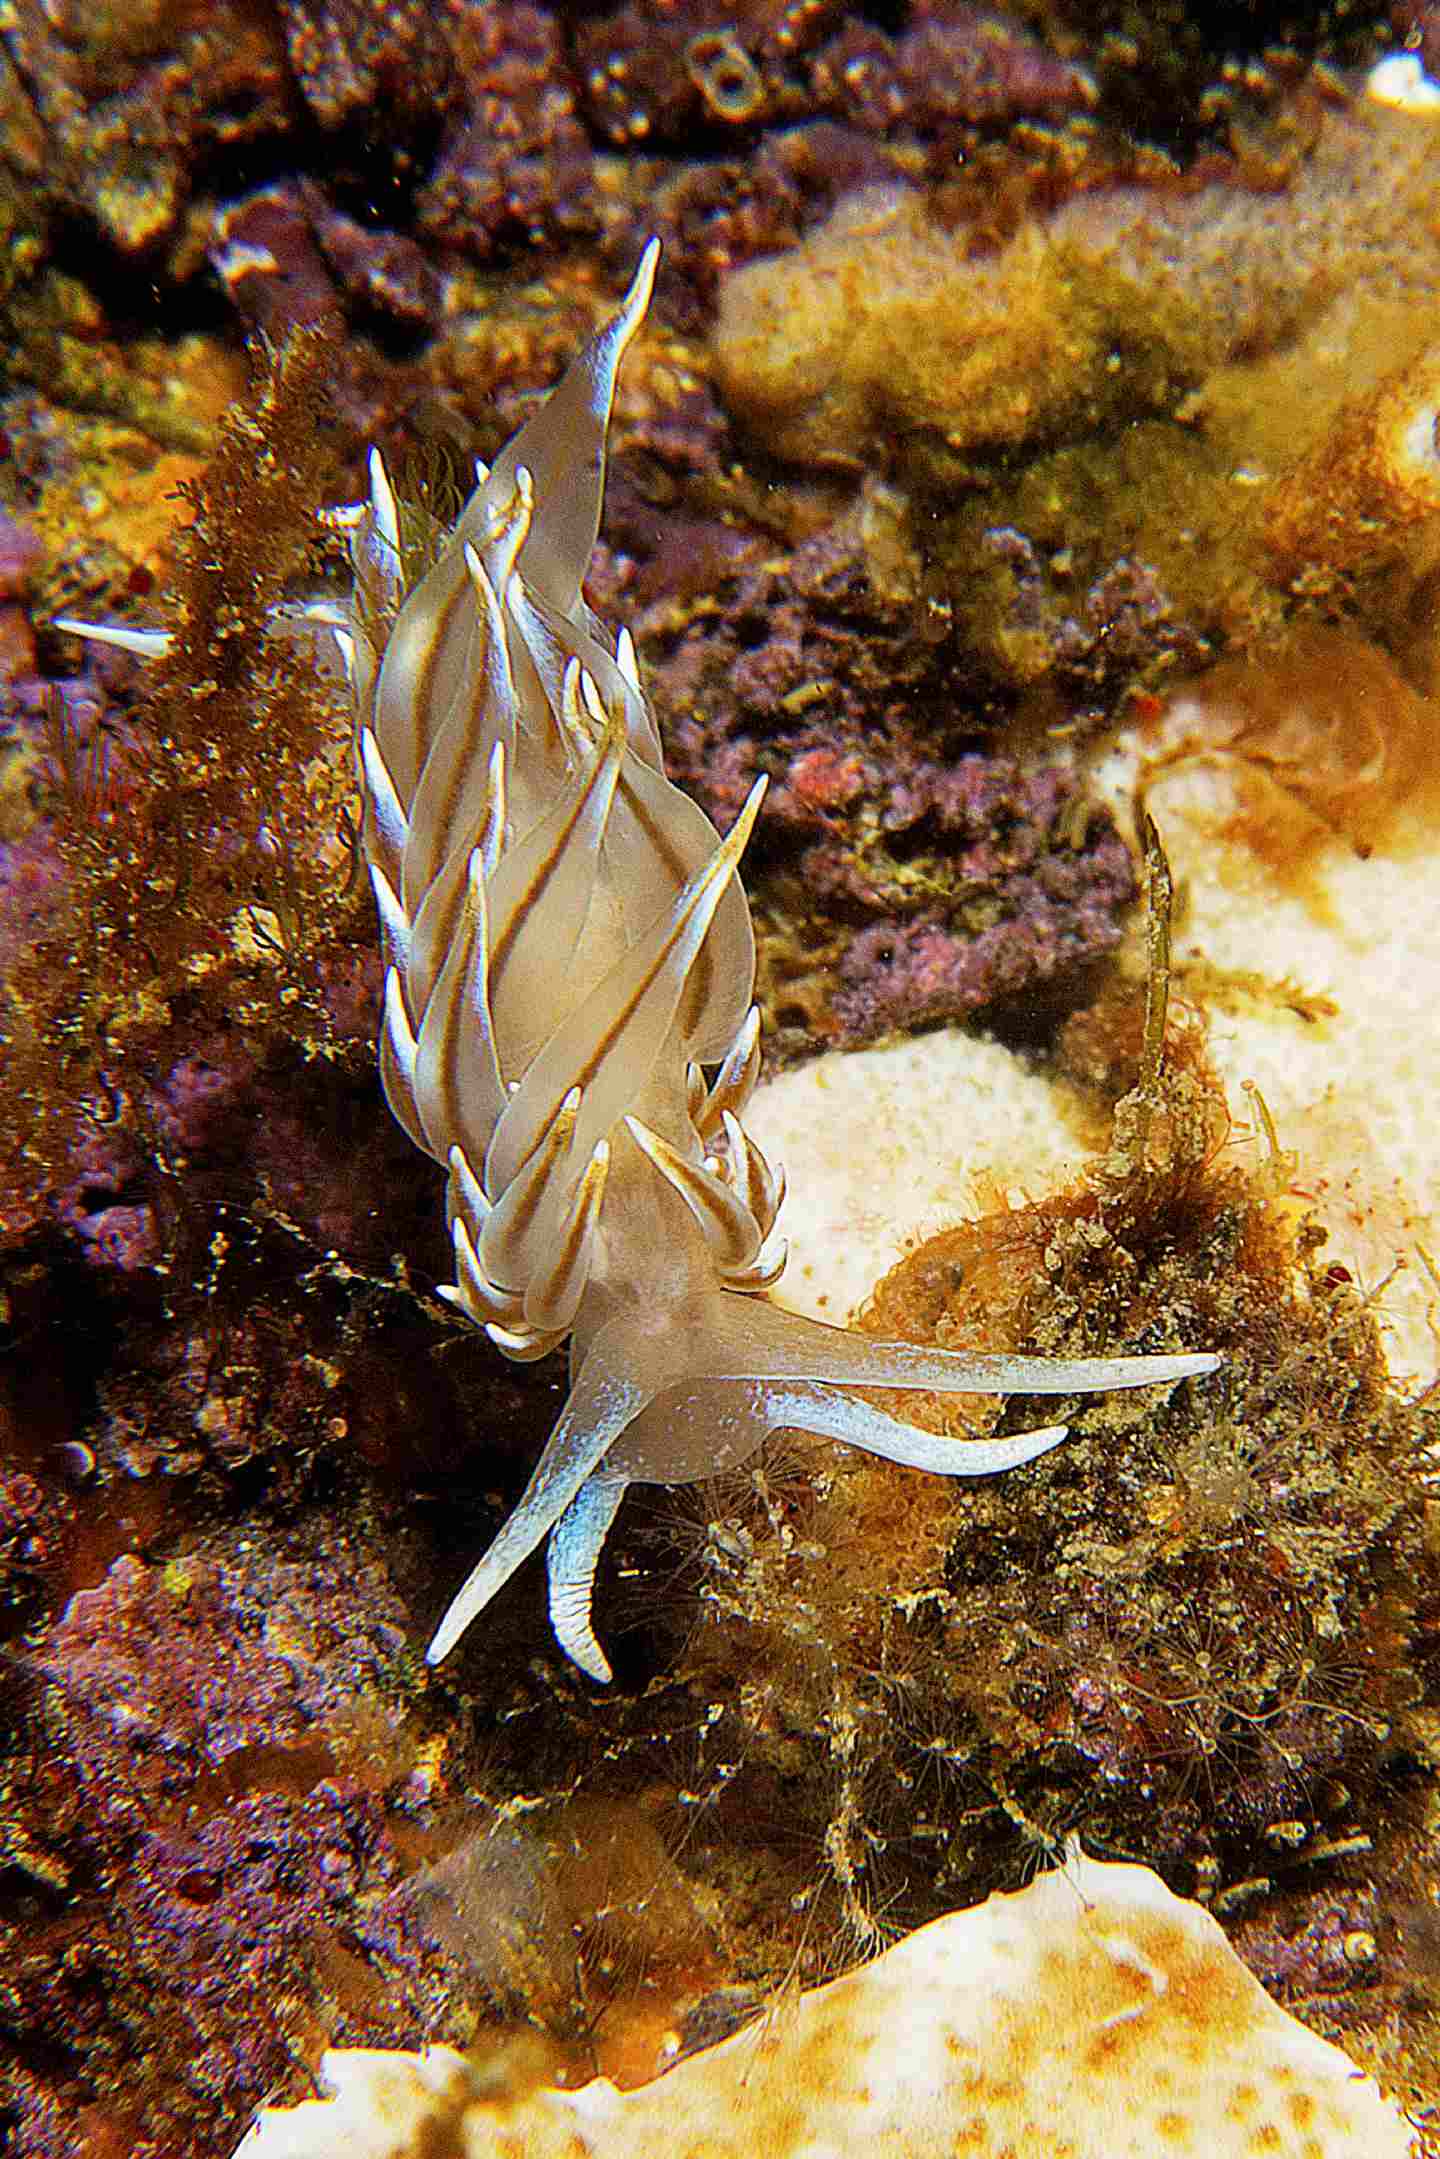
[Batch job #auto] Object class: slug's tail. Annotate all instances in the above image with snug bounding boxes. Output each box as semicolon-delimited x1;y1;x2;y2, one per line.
426;1293;1220;1684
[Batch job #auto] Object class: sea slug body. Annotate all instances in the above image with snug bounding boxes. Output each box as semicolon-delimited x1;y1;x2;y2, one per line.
62;244;1219;1684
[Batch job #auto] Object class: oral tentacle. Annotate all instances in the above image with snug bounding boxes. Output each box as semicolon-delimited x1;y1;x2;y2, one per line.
546;1475;630;1685
758;1384;1069;1476
424;1326;654;1668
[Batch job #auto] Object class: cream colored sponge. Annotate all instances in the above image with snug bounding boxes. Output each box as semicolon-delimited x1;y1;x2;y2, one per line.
235;1848;1413;2158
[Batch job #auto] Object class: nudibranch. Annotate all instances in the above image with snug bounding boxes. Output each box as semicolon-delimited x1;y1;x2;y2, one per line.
62;243;1219;1684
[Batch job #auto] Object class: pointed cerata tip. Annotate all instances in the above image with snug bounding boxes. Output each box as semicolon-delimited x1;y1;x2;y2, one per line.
367;446;400;556
53;618;173;659
631;235;661;313
600;238;660;381
732;771;768;851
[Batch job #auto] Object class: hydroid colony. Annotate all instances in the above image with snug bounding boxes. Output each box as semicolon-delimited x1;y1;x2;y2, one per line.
64;245;1218;1682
